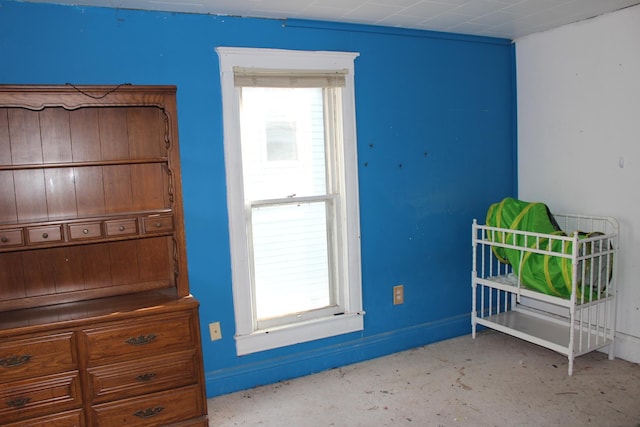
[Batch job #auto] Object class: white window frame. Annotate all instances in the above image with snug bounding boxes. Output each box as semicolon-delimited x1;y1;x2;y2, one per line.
217;47;364;355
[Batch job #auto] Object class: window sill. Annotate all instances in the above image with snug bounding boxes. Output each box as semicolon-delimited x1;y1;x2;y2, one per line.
235;311;365;356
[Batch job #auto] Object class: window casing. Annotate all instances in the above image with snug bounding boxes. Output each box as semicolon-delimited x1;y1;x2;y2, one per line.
217;47;363;355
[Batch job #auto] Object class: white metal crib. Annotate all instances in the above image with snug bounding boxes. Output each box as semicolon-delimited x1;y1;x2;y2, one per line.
471;214;619;375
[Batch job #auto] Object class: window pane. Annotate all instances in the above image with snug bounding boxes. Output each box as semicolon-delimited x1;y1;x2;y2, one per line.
266;121;297;161
251;201;332;320
240;87;327;200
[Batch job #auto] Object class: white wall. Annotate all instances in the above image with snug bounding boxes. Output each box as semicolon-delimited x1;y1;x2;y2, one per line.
516;5;640;363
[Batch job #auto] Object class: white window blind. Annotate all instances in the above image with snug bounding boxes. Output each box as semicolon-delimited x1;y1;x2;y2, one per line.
233;67;347;88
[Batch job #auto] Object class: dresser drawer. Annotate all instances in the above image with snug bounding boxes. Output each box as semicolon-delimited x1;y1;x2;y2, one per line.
0;228;23;248
91;384;205;427
166;419;210;427
0;332;76;381
2;408;85;427
82;312;197;364
0;371;82;423
105;218;138;237
88;349;199;403
26;225;63;244
142;214;174;234
68;222;103;241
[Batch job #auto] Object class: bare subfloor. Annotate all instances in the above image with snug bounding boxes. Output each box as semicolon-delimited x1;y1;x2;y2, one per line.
208;331;640;426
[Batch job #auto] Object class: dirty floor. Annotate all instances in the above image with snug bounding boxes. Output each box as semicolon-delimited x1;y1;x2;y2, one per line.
207;331;640;426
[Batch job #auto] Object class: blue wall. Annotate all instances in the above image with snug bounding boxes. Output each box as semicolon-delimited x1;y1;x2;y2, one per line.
0;1;516;397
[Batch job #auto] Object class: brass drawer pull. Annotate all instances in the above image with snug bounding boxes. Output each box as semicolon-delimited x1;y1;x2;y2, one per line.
133;406;164;418
7;397;31;408
1;236;8;243
155;222;163;228
136;372;157;382
42;232;49;239
125;334;157;346
119;225;126;231
0;355;32;368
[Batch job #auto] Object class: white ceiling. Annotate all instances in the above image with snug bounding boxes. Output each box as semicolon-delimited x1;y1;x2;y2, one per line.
26;0;640;39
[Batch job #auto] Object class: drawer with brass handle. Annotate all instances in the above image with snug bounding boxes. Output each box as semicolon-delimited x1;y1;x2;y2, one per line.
0;228;23;248
0;333;76;381
87;349;199;403
68;222;103;241
1;408;85;427
105;218;138;237
26;225;63;244
82;312;197;364
142;214;174;234
0;371;82;424
91;384;205;427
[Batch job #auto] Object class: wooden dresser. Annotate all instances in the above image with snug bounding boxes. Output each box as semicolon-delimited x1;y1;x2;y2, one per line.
0;85;208;426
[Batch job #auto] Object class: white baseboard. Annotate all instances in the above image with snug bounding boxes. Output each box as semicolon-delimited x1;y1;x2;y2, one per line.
612;331;640;364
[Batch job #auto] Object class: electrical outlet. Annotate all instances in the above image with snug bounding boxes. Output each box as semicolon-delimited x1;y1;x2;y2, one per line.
209;322;222;341
393;284;404;305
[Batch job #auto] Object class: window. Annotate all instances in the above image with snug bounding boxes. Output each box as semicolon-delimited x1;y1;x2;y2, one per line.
217;47;363;355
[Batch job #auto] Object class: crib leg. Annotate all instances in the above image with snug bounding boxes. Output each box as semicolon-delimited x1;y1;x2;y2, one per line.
607;342;615;361
471;314;476;339
568;356;574;376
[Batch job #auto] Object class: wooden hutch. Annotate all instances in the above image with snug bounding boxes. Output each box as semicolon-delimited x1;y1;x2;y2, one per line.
0;85;208;426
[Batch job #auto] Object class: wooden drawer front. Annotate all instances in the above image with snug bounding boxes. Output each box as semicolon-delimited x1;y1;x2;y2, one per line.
26;225;63;244
143;214;174;234
3;408;85;427
0;371;82;423
0;333;75;381
88;350;199;403
105;218;138;237
0;228;23;248
68;222;103;241
166;418;209;427
83;312;196;364
91;384;205;427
